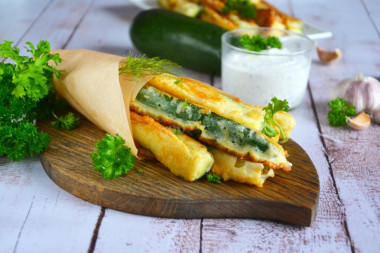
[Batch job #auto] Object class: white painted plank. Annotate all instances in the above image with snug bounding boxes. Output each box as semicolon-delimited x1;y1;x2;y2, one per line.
0;157;100;253
0;1;100;252
202;1;353;251
59;0;204;251
361;0;380;35
0;0;49;43
15;0;93;53
292;0;380;252
95;209;200;253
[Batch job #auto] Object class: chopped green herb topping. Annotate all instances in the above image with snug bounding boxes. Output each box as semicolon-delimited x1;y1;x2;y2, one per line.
174;78;184;85
240;34;282;52
173;128;182;135
220;0;257;19
182;98;190;108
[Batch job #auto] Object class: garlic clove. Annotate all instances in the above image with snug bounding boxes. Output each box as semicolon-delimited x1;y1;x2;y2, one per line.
317;46;342;64
347;111;371;130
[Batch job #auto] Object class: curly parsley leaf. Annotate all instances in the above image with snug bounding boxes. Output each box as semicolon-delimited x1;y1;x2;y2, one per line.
173;128;182;135
51;112;80;130
1;40;62;101
328;98;356;127
0;40;62;161
119;52;182;80
174;78;184;86
220;0;257;19
182;98;190;108
91;134;136;179
206;172;221;184
0;123;50;161
240;35;282;52
262;97;289;140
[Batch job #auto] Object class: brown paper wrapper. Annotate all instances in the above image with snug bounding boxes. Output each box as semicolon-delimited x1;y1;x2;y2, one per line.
51;49;153;156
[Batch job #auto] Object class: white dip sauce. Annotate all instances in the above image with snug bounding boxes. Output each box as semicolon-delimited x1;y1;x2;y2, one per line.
222;47;311;108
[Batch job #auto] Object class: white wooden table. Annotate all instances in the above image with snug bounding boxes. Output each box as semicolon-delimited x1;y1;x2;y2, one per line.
1;0;379;252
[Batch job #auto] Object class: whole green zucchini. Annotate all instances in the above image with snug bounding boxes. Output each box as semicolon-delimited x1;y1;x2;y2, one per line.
130;9;226;75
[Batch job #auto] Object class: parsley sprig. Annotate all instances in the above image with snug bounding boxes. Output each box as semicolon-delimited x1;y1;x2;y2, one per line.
91;134;136;179
327;98;356;127
174;78;184;86
0;40;61;161
206;172;222;184
0;123;51;162
220;0;257;19
0;41;62;101
51;112;80;130
173;128;182;135
182;98;190;108
119;52;182;80
240;35;282;52
262;97;289;141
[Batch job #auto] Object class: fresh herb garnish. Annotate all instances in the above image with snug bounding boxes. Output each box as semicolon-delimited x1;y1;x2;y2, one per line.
0;40;62;161
91;134;136;179
119;52;182;80
0;123;51;162
206;172;221;184
182;98;190;108
173;128;182;135
174;78;184;86
137;168;143;173
262;97;289;140
51;112;80;130
220;0;257;19
240;34;282;52
328;98;356;127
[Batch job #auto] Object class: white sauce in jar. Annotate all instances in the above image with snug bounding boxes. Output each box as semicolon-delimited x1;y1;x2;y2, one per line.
222;47;312;108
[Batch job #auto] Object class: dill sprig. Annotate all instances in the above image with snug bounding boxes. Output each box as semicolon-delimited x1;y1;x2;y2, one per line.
119;52;182;80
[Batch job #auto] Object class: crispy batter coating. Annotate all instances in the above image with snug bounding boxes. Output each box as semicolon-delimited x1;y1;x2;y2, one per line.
131;112;214;181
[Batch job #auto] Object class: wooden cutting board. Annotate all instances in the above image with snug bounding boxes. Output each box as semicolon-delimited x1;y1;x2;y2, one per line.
38;114;319;227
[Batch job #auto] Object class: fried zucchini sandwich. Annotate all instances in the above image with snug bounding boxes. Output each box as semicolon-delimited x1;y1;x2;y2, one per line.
52;49;295;187
129;73;296;186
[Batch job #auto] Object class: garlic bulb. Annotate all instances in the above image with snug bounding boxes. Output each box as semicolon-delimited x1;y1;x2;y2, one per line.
330;74;380;113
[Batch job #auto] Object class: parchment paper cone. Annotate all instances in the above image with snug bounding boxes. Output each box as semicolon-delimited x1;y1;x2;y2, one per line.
51;49;153;156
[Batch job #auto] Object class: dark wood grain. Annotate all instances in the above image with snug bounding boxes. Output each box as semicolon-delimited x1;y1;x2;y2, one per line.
38;114;320;227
